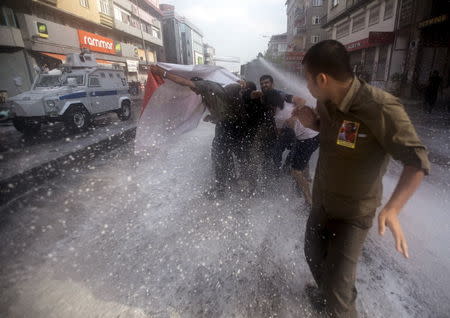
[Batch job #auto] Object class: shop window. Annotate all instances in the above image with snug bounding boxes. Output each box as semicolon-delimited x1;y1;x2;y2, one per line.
89;76;100;86
384;0;394;20
369;5;380;26
352;13;365;33
312;16;321;25
80;0;89;8
336;21;349;39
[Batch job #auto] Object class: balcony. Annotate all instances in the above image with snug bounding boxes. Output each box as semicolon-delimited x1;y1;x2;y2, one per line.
100;13;114;28
0;26;24;48
114;19;163;47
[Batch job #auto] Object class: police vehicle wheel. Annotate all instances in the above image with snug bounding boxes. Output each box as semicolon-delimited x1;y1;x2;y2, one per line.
13;118;41;135
118;100;131;121
64;106;90;132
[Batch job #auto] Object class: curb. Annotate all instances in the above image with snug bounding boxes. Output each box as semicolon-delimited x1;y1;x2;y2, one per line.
0;126;136;206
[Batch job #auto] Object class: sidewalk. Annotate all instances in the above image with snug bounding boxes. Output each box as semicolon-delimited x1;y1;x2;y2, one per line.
401;99;450;167
0;100;142;205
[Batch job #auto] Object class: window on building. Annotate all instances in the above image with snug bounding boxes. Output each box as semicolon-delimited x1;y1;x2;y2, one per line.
369;5;380;25
336;21;349;39
352;13;365;33
121;12;130;24
312;16;321;25
384;0;394;20
311;35;320;44
331;0;339;8
312;0;323;6
152;26;161;39
0;6;18;27
80;0;89;8
98;0;110;15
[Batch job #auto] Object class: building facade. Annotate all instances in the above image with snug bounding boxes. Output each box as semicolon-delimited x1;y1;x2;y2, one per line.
322;0;398;89
0;0;164;99
285;0;328;73
266;33;288;62
203;43;215;65
160;4;204;65
392;0;449;97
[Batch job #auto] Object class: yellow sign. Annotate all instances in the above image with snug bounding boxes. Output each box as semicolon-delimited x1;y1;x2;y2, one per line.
37;22;48;38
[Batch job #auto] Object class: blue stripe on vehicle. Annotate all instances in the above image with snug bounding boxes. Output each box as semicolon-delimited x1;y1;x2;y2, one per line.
90;90;118;97
59;92;87;100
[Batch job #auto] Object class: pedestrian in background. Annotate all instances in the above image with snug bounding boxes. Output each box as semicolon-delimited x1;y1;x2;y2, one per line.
298;40;430;318
424;70;442;113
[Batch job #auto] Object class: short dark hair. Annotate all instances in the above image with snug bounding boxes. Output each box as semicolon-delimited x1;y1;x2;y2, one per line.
224;83;242;106
259;74;274;83
302;40;353;81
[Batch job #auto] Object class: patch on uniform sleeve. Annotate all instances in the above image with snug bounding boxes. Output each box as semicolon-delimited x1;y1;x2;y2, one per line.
337;120;360;149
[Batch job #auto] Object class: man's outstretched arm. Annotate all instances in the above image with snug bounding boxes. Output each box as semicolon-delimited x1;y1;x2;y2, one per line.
378;165;425;259
150;65;195;89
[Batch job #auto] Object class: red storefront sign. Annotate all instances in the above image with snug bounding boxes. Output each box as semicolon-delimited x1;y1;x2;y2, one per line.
77;29;116;55
285;51;305;61
345;32;394;52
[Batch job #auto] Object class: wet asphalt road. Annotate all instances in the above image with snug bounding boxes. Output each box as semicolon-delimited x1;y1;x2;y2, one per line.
0;122;449;318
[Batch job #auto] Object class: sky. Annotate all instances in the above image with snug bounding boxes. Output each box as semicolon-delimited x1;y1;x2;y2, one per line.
161;0;287;68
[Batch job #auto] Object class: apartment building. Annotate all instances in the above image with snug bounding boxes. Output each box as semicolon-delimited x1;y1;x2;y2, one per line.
160;4;204;65
322;0;397;88
285;0;328;73
0;0;164;98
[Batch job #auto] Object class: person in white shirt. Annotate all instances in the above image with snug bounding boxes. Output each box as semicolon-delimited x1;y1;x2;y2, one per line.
280;104;319;205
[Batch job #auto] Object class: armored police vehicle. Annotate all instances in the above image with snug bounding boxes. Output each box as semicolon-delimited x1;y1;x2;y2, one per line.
8;52;131;134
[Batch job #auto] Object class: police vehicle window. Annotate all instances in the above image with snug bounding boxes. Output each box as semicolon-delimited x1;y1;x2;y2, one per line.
35;75;61;87
63;75;84;86
100;72;106;78
109;73;114;78
89;76;100;86
116;73;121;78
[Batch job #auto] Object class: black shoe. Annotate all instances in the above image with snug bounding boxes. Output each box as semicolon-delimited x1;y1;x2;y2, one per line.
304;284;327;313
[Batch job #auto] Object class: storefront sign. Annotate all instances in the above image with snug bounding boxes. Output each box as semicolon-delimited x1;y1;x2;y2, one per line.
285;51;304;61
345;32;394;52
345;38;370;51
418;14;448;29
77;30;116;55
36;22;49;38
126;60;139;72
368;32;394;45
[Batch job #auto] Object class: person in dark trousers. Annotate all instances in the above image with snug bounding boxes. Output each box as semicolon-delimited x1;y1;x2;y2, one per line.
424;70;442;113
297;40;430;317
149;65;246;199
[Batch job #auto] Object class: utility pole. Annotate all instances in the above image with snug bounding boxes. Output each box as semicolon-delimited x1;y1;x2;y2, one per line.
133;0;149;66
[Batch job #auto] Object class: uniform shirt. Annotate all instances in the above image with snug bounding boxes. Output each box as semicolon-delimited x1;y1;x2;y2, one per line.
193;80;240;122
313;77;430;218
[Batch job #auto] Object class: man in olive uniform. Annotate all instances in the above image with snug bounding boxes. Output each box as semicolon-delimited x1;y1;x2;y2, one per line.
297;40;430;317
149;65;245;199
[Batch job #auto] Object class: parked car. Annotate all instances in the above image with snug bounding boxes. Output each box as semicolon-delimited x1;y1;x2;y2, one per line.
8;52;132;134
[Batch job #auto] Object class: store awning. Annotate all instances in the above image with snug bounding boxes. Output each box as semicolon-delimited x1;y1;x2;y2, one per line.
40;52;66;61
